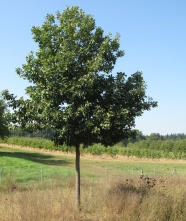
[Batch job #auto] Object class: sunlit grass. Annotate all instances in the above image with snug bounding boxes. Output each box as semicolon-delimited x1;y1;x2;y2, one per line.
1;145;186;187
1;145;186;220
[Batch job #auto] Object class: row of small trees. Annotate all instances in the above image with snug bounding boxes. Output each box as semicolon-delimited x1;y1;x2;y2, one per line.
1;136;186;160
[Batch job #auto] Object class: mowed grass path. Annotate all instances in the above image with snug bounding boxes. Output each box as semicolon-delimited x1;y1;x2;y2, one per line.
1;145;186;185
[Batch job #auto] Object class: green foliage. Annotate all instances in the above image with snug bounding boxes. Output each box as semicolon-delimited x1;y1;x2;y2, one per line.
123;131;186;147
82;143;105;155
2;6;157;148
127;139;186;159
0;136;74;152
0;94;9;138
2;136;186;160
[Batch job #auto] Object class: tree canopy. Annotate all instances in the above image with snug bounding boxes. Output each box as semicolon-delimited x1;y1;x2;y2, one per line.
3;6;157;148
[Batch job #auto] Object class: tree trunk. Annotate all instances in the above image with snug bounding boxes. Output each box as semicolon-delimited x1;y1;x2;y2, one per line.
75;144;80;209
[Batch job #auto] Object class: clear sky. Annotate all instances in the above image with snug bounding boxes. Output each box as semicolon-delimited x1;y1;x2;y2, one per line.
1;0;186;135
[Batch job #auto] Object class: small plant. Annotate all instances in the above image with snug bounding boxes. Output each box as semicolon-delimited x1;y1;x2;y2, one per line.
3;176;17;192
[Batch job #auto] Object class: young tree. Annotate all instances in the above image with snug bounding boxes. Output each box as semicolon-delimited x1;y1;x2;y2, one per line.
0;94;9;138
3;6;157;207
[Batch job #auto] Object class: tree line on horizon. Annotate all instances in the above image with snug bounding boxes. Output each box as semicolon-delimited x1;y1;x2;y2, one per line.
9;127;186;144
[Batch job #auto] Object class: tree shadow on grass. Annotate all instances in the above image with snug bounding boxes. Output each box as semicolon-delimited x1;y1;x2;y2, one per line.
0;151;73;166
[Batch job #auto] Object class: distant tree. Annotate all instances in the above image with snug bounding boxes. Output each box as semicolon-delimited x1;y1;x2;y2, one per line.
0;94;9;138
10;127;54;139
9;127;28;137
147;133;163;141
163;133;186;141
131;130;146;142
3;6;157;208
123;130;146;146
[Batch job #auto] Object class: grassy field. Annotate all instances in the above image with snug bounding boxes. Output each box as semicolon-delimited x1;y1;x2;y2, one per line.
1;144;186;220
1;145;186;185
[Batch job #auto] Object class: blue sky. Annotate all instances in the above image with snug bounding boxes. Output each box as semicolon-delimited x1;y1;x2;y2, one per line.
1;0;186;135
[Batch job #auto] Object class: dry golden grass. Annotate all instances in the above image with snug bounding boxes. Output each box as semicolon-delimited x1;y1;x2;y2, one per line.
0;175;186;221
